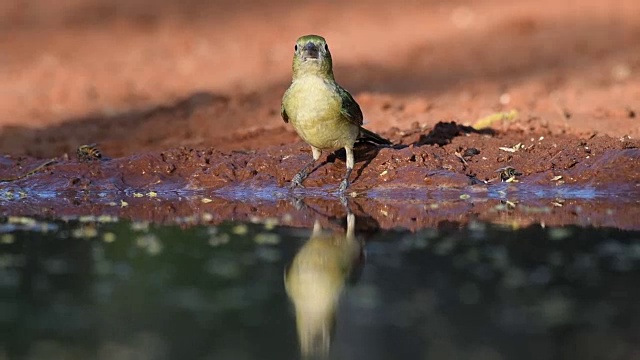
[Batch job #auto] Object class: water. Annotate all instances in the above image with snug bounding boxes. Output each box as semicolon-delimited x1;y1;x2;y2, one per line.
1;215;640;360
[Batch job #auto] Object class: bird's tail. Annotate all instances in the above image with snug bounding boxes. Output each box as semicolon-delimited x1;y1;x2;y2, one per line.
358;127;392;146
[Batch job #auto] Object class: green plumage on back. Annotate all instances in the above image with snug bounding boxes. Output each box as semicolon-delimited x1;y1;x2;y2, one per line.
336;85;363;127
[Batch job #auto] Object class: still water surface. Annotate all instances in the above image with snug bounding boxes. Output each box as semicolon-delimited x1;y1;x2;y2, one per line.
1;214;639;360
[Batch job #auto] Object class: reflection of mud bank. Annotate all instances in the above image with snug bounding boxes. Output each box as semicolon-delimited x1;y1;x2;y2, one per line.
1;185;638;230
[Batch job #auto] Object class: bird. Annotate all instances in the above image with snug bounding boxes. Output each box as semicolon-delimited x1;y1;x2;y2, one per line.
281;34;391;193
284;212;364;358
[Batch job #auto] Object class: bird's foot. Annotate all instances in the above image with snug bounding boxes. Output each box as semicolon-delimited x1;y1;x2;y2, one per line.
289;172;307;189
290;196;307;211
339;192;349;208
338;166;353;195
338;178;349;194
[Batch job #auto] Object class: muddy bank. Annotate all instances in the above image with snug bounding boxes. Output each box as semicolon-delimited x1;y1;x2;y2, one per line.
1;125;638;230
2;123;638;192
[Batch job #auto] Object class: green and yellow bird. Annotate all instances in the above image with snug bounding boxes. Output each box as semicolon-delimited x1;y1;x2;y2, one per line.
281;35;391;192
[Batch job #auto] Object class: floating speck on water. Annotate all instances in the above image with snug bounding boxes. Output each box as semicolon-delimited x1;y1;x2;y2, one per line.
255;247;281;262
423;228;439;240
71;226;98;239
103;232;116;243
254;232;280;245
0;254;19;267
8;217;36;226
1;233;15;244
429;203;439;209
413;237;429;249
232;224;249;236
434;237;457;256
131;222;150;232
468;221;486;233
133;193;143;198
468;221;487;240
97;215;118;223
399;234;427;251
460;194;471;200
201;198;213;204
176;215;198;224
78;215;96;223
135;234;163;255
147;191;158;198
120;200;128;207
263;218;279;230
205;257;241;278
209;233;230;247
549;227;573;241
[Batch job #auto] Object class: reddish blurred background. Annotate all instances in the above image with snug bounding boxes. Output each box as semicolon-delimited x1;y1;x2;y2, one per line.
0;0;638;157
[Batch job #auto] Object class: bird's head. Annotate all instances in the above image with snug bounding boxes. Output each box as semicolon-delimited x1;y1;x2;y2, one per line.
292;35;334;79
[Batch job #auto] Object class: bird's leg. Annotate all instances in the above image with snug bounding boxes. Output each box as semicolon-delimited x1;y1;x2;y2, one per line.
290;147;322;188
338;147;354;193
346;212;355;240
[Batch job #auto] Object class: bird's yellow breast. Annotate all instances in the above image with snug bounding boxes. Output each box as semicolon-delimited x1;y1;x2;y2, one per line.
283;76;359;150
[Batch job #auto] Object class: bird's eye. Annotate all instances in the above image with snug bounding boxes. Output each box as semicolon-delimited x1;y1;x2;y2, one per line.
294;44;298;51
324;44;329;51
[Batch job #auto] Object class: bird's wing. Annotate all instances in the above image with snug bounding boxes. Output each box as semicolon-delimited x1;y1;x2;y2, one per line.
281;88;290;123
337;85;363;126
281;103;289;123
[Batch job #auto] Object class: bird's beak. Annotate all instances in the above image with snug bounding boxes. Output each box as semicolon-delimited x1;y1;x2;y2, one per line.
301;42;320;60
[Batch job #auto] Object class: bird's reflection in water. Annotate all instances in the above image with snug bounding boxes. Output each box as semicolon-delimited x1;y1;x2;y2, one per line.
285;212;364;359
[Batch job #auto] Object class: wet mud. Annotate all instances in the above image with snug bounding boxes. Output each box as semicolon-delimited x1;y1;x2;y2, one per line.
1;124;638;230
